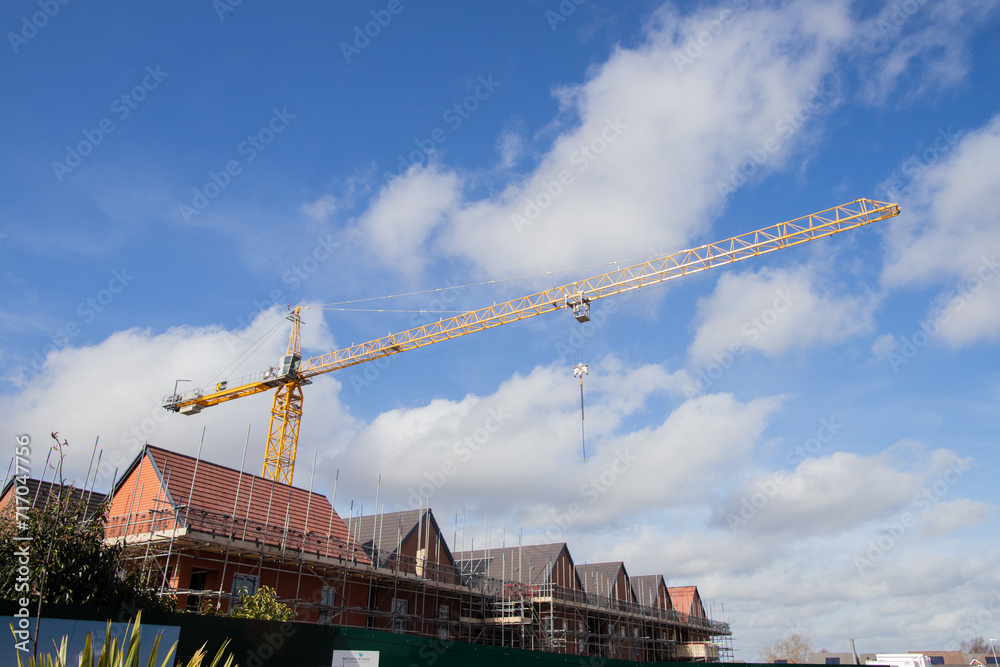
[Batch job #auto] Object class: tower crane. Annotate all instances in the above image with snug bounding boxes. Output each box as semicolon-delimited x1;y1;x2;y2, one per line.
163;198;900;484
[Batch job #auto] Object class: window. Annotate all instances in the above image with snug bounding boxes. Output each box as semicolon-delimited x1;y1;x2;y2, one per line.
230;573;259;598
986;658;998;665
185;570;209;611
826;659;841;665
319;585;337;624
229;573;259;613
391;598;408;633
930;659;944;665
438;603;450;621
773;661;788;664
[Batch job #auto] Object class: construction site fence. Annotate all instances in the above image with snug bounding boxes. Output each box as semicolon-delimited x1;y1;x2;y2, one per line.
105;506;730;636
1;600;748;667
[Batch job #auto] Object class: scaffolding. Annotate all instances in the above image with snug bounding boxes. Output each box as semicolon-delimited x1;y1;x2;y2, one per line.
106;498;731;662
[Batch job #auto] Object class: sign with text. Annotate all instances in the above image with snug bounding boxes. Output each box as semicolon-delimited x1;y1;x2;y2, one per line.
332;650;379;666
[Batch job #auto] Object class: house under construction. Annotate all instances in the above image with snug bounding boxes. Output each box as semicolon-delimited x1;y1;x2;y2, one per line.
102;444;731;662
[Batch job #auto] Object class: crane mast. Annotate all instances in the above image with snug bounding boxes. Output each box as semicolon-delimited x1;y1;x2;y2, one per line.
163;198;900;484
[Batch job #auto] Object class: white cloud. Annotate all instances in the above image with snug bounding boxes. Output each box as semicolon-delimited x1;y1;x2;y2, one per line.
856;0;1000;105
3;304;994;660
882;114;1000;286
688;266;874;366
0;304;352;490
931;269;1000;346
332;357;784;531
300;194;338;222
585;488;997;656
358;166;460;276
919;498;993;536
5;4;998;659
716;447;973;537
3;315;790;545
882;113;1000;346
495;120;526;169
349;2;855;279
871;332;896;360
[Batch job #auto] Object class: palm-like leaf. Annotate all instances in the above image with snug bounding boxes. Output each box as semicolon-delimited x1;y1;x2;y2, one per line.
11;612;233;667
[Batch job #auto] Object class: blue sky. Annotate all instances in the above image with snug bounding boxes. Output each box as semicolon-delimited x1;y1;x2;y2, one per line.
3;0;1000;657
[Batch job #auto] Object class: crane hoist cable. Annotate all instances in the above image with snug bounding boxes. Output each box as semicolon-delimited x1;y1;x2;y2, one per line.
573;361;589;462
316;253;688;308
316;307;468;314
199;315;287;390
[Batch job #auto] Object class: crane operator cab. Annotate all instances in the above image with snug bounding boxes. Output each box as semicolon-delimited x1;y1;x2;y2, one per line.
277;353;301;380
261;353;302;387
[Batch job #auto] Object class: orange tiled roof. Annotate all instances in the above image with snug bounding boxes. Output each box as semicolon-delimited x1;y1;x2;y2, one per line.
114;445;366;562
667;585;702;617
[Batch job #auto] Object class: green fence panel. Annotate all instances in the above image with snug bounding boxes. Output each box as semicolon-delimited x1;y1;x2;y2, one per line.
2;600;761;667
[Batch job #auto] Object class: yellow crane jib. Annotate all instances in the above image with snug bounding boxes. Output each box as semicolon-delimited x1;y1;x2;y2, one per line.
161;198;900;484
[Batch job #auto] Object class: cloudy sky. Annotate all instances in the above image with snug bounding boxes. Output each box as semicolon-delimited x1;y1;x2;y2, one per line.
3;0;1000;658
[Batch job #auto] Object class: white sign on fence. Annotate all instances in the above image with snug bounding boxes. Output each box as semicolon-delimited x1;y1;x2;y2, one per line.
332;650;379;666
